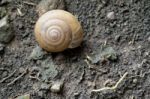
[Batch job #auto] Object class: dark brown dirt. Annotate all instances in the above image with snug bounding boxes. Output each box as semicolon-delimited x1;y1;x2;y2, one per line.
0;0;150;99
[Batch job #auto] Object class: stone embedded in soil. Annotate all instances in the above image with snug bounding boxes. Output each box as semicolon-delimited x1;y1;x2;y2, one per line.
50;81;64;93
15;94;30;99
37;0;65;16
40;83;51;90
107;11;115;20
133;78;138;84
74;92;80;97
0;16;14;43
29;46;45;60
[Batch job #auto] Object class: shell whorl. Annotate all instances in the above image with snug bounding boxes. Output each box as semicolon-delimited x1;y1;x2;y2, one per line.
35;10;83;52
35;18;72;52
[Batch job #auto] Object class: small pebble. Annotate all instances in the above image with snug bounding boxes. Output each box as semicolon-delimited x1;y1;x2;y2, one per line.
74;92;80;97
15;94;30;99
107;11;115;20
0;15;14;43
50;81;63;93
19;67;25;73
133;78;138;84
40;83;51;90
37;0;65;16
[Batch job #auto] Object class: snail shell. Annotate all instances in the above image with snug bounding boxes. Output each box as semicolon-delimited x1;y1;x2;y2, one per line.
34;10;83;52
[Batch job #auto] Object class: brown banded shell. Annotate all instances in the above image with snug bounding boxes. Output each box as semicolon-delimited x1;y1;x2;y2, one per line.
34;10;83;52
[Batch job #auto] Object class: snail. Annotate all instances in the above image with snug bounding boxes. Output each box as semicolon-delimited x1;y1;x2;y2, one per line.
34;10;83;52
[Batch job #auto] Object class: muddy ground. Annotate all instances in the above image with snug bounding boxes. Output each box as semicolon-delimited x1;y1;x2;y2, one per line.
0;0;150;99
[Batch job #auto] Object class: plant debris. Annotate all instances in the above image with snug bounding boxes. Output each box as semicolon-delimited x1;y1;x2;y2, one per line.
87;46;118;64
91;72;128;92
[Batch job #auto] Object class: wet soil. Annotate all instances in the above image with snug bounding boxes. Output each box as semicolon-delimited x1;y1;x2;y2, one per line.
0;0;150;99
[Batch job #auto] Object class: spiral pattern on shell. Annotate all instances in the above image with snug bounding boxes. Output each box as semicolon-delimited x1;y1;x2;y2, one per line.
34;10;83;52
35;18;72;52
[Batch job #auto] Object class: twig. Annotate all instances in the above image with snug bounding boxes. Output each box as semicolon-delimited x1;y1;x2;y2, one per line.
78;68;85;84
84;59;107;73
139;71;150;78
129;33;137;45
86;54;93;62
7;68;28;86
23;1;36;6
17;8;24;16
128;71;150;79
104;40;107;46
92;72;128;92
92;74;100;88
85;59;93;69
29;67;41;81
29;75;41;81
0;70;17;83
